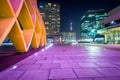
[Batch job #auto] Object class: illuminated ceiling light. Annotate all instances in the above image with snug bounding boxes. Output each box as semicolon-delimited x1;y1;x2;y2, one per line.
41;13;45;15
111;21;115;24
85;21;89;22
91;29;95;33
88;14;94;17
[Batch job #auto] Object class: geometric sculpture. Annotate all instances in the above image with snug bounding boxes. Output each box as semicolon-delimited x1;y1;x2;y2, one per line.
0;0;46;52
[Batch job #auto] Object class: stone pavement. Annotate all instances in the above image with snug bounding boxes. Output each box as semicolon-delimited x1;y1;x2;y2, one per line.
1;44;120;80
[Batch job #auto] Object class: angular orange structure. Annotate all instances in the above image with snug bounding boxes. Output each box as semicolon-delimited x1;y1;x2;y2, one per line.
0;0;46;52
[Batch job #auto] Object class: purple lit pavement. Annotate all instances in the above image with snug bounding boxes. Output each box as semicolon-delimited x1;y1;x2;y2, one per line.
1;44;120;80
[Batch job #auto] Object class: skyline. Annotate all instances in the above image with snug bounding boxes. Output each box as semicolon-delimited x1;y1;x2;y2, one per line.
37;0;120;39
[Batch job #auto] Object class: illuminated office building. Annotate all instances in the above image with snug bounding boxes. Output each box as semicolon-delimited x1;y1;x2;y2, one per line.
80;9;108;42
39;2;60;36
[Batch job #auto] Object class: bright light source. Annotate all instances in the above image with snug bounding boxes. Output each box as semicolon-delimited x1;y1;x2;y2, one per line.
34;53;38;56
11;65;17;70
72;40;74;42
91;29;95;33
111;21;115;24
41;49;45;52
49;43;53;47
45;47;48;49
87;46;101;56
95;38;104;41
71;42;77;45
42;43;53;51
48;3;51;6
54;4;56;7
85;21;90;23
39;5;43;8
88;14;94;17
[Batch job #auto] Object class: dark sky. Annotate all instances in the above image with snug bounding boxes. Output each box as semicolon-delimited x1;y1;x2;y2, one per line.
38;0;120;39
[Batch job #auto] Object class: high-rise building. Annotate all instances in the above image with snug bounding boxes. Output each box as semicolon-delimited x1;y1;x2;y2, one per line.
39;2;60;36
80;9;108;42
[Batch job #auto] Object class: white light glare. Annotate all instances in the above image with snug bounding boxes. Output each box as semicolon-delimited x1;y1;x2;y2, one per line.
45;47;48;49
41;49;45;52
42;43;53;51
34;53;38;56
11;65;17;70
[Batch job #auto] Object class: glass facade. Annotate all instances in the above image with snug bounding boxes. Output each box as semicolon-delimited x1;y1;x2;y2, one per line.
80;9;108;42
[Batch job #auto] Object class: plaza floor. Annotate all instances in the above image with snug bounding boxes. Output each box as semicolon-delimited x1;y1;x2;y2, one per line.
1;44;120;80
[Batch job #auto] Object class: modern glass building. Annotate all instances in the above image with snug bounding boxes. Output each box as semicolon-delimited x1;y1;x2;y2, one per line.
80;9;108;42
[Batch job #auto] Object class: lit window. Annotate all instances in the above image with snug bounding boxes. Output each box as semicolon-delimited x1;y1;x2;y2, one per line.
41;13;45;15
39;5;43;8
85;21;89;23
48;3;51;6
45;22;49;24
49;15;51;17
46;27;49;29
104;13;107;15
88;14;94;17
54;4;56;7
110;21;116;25
52;19;56;21
111;21;114;24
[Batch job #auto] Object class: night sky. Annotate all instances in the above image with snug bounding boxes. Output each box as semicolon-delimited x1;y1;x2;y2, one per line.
37;0;120;39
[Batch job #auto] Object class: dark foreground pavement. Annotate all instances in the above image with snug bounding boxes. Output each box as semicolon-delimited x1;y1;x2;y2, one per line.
1;44;120;80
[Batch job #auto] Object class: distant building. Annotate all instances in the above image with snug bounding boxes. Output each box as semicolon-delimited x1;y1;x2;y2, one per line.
80;9;108;42
61;21;76;43
100;6;120;44
61;32;76;43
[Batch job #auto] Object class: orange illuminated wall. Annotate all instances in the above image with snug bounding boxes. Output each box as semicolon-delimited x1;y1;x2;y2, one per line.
0;0;46;52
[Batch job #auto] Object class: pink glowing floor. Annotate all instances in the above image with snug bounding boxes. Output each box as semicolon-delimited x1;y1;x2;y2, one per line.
1;44;120;80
